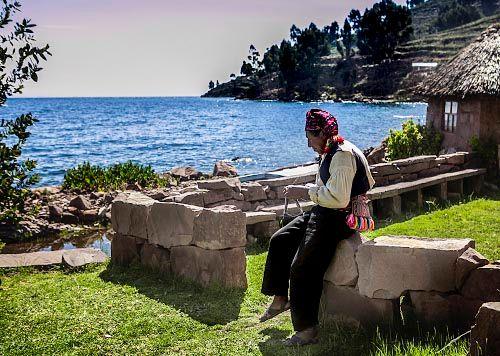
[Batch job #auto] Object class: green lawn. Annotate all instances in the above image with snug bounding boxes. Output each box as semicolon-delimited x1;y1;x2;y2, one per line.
1;197;499;355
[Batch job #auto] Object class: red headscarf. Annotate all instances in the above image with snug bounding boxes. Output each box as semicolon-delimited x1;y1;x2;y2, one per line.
305;109;344;153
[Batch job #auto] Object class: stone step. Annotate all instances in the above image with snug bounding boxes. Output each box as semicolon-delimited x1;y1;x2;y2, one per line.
245;211;276;225
0;248;107;268
261;201;316;216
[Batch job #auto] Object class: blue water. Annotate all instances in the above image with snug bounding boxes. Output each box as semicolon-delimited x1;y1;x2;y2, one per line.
1;97;427;186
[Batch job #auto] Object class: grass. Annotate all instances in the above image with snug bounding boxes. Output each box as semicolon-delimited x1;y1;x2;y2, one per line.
1;196;499;355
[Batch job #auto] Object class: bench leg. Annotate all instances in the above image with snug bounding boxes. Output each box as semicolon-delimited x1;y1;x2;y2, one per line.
416;189;423;209
448;179;464;199
390;195;402;216
438;182;448;201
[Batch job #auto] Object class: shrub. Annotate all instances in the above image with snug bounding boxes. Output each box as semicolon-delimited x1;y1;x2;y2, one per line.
386;119;443;161
0;1;51;225
470;136;498;175
433;1;481;31
62;161;170;192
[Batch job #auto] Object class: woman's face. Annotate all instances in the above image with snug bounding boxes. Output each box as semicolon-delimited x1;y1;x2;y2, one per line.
306;130;327;155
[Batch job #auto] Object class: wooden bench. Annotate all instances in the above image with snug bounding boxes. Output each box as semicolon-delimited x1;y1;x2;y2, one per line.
366;168;486;217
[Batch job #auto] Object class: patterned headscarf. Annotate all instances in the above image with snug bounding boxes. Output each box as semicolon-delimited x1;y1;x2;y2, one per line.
305;108;343;143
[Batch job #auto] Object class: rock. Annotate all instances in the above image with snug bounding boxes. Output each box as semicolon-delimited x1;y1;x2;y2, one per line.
455;247;489;289
408;291;483;330
213;160;238;177
62;248;107;267
356;236;474;299
266;189;277;200
241;182;267;202
324;232;368;286
48;204;63;220
252;220;280;239
81;209;99;224
170;166;202;181
146;202;202;248
69;195;92;211
370;163;401;176
192;205;246;249
98;206;107;219
461;264;500;302
147;190;170;201
366;143;386;165
245;211;276;225
104;193;116;204
206;199;246;210
89;191;104;199
32;186;61;195
470;302;500;356
125;182;142;191
111;192;155;239
197;177;241;192
320;282;399;328
111;234;142;266
168;190;206;207
170;245;247;288
441;152;468;165
202;188;236;205
140;242;171;274
61;212;79;224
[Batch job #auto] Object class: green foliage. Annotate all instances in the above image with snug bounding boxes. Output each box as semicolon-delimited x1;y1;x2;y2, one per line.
434;1;481;31
470;135;498;173
386;120;443;161
62;161;170;192
0;1;50;225
350;0;413;63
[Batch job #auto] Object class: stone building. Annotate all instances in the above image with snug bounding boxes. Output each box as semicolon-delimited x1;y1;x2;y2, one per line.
418;24;499;152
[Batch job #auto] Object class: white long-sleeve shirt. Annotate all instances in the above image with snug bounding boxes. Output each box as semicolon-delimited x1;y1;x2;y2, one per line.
307;140;375;209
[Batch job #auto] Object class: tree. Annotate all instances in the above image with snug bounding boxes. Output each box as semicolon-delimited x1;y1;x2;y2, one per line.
216;80;219;87
240;44;262;76
208;80;215;89
433;1;481;31
262;44;281;74
340;19;354;59
229;73;236;79
406;0;426;8
1;0;51;224
240;60;253;76
352;0;413;62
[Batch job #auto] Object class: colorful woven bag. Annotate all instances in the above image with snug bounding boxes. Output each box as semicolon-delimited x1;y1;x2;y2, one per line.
346;194;375;232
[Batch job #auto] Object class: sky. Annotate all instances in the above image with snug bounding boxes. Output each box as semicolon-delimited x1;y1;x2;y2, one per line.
18;0;405;97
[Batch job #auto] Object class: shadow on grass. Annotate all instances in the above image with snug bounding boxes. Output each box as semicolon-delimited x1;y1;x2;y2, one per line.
99;263;245;326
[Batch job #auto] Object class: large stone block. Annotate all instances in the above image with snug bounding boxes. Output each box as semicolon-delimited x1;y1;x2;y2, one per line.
241;182;267;201
356;236;474;299
455;247;489;289
140;242;171;274
165;190;206;207
252;220;281;239
192;205;246;249
321;282;399;328
324;232;368;286
147;202;202;248
62;248;107;267
197;177;241;191
461;264;500;302
202;188;237;205
111;234;142;266
470;302;500;356
170;245;247;288
111;192;155;239
408;291;483;329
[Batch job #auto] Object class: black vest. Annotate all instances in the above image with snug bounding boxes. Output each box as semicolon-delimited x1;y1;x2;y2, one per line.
319;144;370;198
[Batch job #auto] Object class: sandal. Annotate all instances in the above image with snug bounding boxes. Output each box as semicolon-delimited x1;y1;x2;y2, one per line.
259;301;290;322
282;333;319;346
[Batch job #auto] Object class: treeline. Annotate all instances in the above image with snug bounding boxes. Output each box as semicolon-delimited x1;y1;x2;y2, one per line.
230;0;412;100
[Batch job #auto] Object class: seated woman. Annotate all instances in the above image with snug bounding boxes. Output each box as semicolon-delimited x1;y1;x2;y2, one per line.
260;108;375;346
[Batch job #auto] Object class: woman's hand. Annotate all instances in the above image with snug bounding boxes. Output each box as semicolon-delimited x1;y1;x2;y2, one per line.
283;185;310;200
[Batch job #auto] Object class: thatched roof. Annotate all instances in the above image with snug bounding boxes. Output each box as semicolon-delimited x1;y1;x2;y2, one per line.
418;24;500;98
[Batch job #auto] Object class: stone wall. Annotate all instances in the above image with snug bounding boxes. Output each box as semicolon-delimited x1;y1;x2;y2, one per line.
321;235;499;330
370;152;471;187
111;192;247;288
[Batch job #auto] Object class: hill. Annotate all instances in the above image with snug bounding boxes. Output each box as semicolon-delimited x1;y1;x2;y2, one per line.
203;2;499;102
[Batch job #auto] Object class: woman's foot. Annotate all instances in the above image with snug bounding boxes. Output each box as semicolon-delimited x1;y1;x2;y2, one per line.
259;296;290;322
283;326;319;346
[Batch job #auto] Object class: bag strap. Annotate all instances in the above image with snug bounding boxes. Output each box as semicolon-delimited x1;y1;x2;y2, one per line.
283;198;303;217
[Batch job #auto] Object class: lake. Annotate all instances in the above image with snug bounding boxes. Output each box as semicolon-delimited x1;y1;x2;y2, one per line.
2;97;427;186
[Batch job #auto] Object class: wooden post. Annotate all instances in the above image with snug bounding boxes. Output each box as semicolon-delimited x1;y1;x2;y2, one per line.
391;195;402;216
472;175;484;194
416;189;424;209
438;182;448;201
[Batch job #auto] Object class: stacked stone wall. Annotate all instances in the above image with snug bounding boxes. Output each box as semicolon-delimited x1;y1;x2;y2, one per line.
111;192;247;288
370;152;471;187
321;235;499;331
